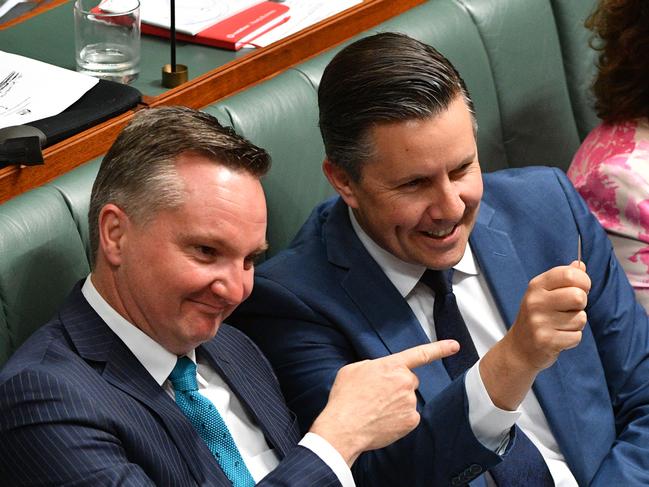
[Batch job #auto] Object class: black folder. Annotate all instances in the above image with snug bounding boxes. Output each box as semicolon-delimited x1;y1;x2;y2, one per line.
0;78;141;166
30;78;142;147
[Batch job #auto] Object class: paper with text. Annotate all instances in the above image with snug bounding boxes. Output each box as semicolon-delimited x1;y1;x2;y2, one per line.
250;0;361;48
138;0;263;36
0;51;99;129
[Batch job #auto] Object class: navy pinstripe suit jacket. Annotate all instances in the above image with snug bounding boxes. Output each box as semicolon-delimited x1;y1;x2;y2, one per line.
0;284;340;486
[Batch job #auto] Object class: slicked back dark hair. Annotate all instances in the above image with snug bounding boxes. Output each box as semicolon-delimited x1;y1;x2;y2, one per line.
88;106;270;266
318;32;475;181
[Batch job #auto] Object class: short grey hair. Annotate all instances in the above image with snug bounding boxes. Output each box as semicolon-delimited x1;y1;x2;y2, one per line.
88;106;270;266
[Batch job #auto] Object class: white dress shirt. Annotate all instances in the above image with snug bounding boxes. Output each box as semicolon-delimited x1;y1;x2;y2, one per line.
349;209;577;486
82;276;354;486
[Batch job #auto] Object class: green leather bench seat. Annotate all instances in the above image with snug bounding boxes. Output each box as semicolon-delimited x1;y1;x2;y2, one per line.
0;187;90;365
0;0;598;366
208;0;598;253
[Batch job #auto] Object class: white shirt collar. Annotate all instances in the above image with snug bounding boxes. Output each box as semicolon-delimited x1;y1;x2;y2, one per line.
81;275;194;385
348;207;479;298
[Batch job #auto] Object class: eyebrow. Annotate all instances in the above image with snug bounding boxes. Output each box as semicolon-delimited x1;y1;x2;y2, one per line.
460;152;477;165
179;232;268;257
393;152;477;183
249;242;269;259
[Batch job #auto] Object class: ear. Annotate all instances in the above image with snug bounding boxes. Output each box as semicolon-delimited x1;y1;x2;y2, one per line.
322;159;361;209
97;204;130;267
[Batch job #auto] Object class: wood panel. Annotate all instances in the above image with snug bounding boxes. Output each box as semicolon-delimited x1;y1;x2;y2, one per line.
0;0;425;204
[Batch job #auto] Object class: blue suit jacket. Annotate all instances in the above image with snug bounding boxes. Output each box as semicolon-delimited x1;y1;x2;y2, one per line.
0;284;340;486
232;167;649;486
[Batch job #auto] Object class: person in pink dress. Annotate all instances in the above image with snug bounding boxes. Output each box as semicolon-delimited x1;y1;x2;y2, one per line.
568;0;649;311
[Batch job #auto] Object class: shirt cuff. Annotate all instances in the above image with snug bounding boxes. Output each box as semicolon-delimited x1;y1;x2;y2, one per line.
465;360;521;454
299;432;356;487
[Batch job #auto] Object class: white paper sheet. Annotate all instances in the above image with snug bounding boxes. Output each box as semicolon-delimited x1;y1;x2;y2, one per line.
0;51;99;129
0;0;27;19
249;0;362;48
138;0;263;36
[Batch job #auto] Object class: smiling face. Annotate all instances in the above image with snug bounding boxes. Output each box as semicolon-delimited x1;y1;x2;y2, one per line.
326;96;482;270
98;153;267;355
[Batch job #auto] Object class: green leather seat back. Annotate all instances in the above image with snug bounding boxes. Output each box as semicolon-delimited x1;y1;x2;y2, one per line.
378;0;509;171
209;0;598;258
297;0;509;172
201;104;232;127
459;0;579;169
0;187;90;362
550;0;600;139
0;0;600;366
47;159;101;263
209;70;335;255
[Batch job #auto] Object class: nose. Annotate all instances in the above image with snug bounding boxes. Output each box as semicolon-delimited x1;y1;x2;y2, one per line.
210;261;253;305
426;179;465;222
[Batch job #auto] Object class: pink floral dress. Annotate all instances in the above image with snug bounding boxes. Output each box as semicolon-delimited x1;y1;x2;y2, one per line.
568;118;649;312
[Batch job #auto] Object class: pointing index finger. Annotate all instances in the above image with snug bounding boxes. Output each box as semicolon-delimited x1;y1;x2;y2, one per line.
385;340;460;370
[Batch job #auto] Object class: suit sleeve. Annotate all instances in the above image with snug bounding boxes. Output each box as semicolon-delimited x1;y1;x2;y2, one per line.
232;279;502;487
258;445;341;486
0;370;156;487
554;168;649;485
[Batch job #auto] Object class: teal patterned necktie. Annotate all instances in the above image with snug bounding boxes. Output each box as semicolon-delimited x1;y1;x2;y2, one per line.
169;357;255;487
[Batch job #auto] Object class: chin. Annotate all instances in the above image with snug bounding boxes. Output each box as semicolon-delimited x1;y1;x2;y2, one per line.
202;322;222;340
420;248;465;270
187;319;222;345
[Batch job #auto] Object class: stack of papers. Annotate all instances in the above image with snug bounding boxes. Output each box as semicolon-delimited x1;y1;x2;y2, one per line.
132;0;362;51
139;0;262;36
136;0;290;50
252;0;362;48
0;51;98;129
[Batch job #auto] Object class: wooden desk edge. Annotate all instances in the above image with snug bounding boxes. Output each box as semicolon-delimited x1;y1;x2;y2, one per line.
0;0;425;204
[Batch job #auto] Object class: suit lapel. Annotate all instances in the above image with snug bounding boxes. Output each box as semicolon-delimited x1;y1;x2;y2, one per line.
325;199;451;402
325;197;580;461
469;203;526;330
199;332;297;459
471;202;581;466
60;285;227;486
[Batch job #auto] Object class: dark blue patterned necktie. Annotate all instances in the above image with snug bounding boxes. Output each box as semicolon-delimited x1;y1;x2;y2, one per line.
169;357;255;487
420;269;554;487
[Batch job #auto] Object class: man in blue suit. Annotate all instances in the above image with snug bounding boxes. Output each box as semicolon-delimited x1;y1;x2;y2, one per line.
231;33;649;486
0;106;460;486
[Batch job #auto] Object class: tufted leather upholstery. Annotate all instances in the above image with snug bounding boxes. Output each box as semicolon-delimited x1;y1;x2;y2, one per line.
0;0;598;366
0;187;90;365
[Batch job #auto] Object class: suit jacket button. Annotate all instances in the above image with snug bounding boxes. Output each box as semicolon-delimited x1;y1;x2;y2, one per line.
469;464;483;475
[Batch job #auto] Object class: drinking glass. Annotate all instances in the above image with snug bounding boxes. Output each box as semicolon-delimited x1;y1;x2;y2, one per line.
74;0;140;83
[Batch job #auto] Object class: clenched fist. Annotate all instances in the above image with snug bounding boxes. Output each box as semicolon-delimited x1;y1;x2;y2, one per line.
508;261;590;372
481;261;591;410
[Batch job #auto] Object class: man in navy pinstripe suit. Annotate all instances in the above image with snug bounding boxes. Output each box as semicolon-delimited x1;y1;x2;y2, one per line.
0;107;459;486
